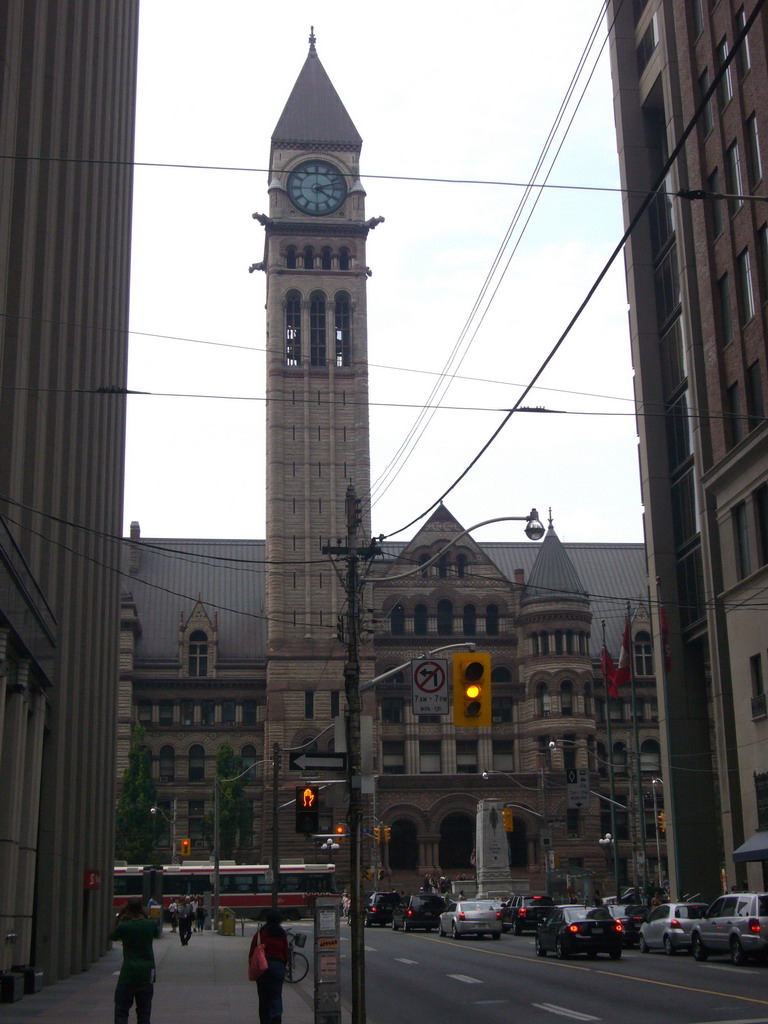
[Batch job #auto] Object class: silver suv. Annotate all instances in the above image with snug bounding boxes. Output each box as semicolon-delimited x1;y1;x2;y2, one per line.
690;892;768;965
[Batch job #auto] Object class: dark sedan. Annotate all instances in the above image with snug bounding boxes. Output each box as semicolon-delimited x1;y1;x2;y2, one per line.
536;906;623;960
603;904;648;946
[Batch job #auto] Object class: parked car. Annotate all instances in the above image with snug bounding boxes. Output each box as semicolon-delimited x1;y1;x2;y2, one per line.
690;892;768;964
392;894;445;932
639;902;708;955
364;891;402;927
536;905;623;959
503;894;555;934
438;899;502;940
602;904;649;947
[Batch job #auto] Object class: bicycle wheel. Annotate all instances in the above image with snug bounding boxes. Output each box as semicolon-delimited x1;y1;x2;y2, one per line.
285;950;309;983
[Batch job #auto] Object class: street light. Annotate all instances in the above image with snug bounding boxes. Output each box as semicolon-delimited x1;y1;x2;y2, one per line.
598;833;616;898
150;799;178;864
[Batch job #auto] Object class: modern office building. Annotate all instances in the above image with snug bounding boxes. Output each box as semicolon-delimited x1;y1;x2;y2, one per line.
0;2;139;983
607;0;768;895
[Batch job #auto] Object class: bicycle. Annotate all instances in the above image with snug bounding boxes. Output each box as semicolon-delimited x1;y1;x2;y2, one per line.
284;929;309;983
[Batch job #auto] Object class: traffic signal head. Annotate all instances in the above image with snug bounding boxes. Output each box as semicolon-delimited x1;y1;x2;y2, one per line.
658;811;666;833
503;808;514;833
334;823;348;842
295;785;320;834
180;838;191;857
383;826;391;843
374;826;381;843
452;651;492;726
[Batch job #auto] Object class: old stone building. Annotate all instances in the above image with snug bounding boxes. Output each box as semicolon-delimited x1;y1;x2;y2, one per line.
118;36;664;900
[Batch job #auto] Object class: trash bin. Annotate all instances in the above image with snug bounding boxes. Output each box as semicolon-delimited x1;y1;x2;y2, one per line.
218;907;236;935
148;906;163;936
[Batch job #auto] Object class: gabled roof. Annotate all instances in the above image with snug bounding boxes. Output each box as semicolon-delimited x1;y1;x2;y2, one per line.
521;521;588;608
272;36;362;148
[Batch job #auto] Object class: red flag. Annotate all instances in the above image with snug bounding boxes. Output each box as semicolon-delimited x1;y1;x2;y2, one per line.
612;618;631;695
660;606;672;671
601;646;616;689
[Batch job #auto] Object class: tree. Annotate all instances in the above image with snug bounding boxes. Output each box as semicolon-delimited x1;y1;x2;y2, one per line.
202;743;253;859
115;724;163;862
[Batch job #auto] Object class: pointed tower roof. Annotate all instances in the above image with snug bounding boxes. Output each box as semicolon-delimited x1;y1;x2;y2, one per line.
272;30;362;148
521;515;588;608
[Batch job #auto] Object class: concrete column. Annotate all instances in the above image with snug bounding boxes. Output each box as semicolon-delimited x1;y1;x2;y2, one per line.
15;668;45;966
0;662;28;970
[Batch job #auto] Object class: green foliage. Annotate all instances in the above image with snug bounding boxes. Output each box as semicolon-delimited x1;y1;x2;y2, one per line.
202;743;254;859
115;724;163;863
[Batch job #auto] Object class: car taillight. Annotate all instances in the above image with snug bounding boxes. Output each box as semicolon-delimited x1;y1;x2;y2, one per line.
496;912;502;920
749;917;761;934
407;909;413;917
371;907;377;912
670;919;683;930
459;912;466;920
615;923;624;933
568;924;579;933
519;908;527;917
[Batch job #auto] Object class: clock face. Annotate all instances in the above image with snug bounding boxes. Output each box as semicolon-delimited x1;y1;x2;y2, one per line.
287;160;347;216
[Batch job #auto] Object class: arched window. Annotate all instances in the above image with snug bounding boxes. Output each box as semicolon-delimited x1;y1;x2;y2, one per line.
565;631;574;653
437;599;453;636
303;245;314;269
612;742;628;775
334;292;351;367
462;604;476;636
418;554;429;577
285;290;301;366
286;245;297;269
560;680;574;716
583;682;592;717
596;741;608;777
555;631;563;654
159;745;175;782
413;604;428;635
640;739;661;774
578;632;588;654
634;630;653;676
486;604;499;636
456;554;468;578
531;633;540;655
338;247;350;271
188;744;205;782
188;630;208;677
438;554;449;579
390;604;405;636
537;683;551;717
540;631;550;654
310;292;326;366
241;745;257;771
491;666;512;682
321;246;333;270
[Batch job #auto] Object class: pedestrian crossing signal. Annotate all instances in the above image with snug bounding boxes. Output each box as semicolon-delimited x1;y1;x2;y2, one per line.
658;812;666;833
295;785;320;834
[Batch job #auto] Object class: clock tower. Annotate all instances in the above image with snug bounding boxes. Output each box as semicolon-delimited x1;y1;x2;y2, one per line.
256;32;377;841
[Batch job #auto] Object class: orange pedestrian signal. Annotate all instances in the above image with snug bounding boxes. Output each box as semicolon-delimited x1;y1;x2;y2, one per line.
295;785;320;834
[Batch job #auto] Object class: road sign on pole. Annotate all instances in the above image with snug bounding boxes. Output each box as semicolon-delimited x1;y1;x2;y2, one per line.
411;658;449;715
566;768;590;809
289;752;348;773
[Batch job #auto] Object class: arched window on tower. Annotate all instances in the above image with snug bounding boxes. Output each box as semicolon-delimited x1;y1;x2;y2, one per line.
583;682;592;716
418;554;429;577
456;554;468;578
437;599;453;636
334;292;351;367
438;554;449;578
486;604;499;636
413;604;428;635
285;290;302;366
536;683;551;717
462;604;476;636
188;630;208;677
390;604;405;636
303;245;314;269
286;245;297;269
560;680;574;716
310;292;326;366
321;246;333;270
634;630;653;676
339;247;350;270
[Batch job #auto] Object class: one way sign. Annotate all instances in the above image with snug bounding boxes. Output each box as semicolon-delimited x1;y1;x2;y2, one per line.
566;768;589;809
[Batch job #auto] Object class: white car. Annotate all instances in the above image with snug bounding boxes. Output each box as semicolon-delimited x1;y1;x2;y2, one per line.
438;899;502;939
639;902;708;955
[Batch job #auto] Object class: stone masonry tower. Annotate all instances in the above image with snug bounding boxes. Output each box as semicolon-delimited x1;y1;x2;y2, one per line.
256;32;377;847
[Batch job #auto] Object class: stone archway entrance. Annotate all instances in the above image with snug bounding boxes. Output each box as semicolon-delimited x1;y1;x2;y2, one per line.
508;818;528;868
388;818;418;871
438;812;474;870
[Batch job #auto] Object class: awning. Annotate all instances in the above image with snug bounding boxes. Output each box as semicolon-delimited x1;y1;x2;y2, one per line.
733;830;768;862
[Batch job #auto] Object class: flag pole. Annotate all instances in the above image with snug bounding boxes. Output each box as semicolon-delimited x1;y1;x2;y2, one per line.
627;600;648;898
602;619;620;901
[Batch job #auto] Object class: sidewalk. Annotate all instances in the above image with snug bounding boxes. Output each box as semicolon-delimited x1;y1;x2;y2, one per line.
2;921;320;1024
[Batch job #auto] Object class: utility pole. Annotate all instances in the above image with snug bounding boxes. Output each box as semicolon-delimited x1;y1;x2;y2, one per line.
323;484;378;1024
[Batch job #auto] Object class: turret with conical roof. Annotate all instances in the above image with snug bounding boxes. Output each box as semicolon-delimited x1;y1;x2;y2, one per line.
521;514;589;609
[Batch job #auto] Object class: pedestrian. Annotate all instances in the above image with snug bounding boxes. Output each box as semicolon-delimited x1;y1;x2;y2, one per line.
110;897;156;1024
196;902;206;932
168;900;178;932
249;910;289;1024
177;898;193;946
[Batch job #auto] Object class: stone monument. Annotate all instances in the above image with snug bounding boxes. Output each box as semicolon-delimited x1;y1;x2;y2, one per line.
475;799;512;897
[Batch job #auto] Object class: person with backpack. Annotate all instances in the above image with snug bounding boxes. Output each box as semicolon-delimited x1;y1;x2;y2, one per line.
249;910;289;1024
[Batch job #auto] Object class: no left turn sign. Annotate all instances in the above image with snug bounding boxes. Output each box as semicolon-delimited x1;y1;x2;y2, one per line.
411;658;449;715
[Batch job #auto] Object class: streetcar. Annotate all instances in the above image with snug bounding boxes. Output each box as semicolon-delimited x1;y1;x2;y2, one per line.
113;861;338;919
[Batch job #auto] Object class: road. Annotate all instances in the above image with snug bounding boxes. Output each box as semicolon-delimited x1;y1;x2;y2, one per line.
342;924;768;1024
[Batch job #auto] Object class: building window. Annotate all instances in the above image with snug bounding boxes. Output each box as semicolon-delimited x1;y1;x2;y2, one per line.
188;745;205;782
708;169;724;237
137;701;152;723
381;697;404;724
334;292;351;367
286;245;297;269
760;226;768;298
699;69;713;134
158;701;174;726
243;700;257;726
750;654;764;697
310;292;326;366
560;681;573;716
222;701;236;725
181;700;195;726
189;800;205;847
492;740;515;772
456;740;478;774
456;554;468;578
321;246;332;270
486;604;499;636
583;683;592;716
437;599;453;636
492;696;513;723
390;604;405;635
566;808;580;838
537;683;551;717
755;484;768;567
305;691;314;719
737;8;752;73
438;554;448;579
640;740;661;774
613;743;628;775
747;114;762;186
563;735;577;771
330;690;340;719
201;700;215;727
747;362;764;429
718;273;733;346
159;746;175;783
382;741;405;775
541;631;550;655
188;630;208;677
727;142;744;214
716;38;733;105
636;14;657;75
338;247;350;271
727;382;744;447
738;249;755;323
462;604;477;636
419;741;441;774
285;290;301;366
733;500;751;579
413;604;428;635
242;745;257;771
654;248;680;327
634;630;653;676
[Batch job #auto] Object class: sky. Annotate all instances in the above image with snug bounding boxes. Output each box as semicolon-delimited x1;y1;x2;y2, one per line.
124;0;644;546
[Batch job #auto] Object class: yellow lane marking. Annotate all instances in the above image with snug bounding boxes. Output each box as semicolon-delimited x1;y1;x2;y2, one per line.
416;934;768;1008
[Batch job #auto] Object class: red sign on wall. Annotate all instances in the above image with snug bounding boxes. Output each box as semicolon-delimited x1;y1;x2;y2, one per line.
84;869;101;891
